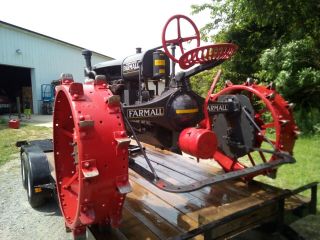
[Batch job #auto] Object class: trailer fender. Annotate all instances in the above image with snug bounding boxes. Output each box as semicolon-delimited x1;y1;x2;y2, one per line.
21;144;52;207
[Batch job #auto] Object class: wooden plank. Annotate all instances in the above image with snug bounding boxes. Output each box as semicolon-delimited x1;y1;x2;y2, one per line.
130;170;205;214
203;203;279;239
119;208;160;240
195;193;278;225
124;195;181;239
285;194;310;211
125;177;204;240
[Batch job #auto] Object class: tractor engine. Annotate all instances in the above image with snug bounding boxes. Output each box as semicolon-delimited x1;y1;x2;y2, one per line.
89;48;205;151
94;48;170;105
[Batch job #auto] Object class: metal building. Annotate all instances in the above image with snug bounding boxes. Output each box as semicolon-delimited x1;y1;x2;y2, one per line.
0;20;112;114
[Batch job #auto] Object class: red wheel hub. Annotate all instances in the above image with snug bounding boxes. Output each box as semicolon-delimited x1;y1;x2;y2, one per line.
53;77;131;237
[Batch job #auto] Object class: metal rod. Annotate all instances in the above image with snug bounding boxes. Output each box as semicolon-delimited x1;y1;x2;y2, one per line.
170;44;176;78
138;62;142;103
242;106;276;150
121;106;158;180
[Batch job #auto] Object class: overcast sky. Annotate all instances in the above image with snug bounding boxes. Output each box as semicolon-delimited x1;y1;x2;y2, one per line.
0;0;212;59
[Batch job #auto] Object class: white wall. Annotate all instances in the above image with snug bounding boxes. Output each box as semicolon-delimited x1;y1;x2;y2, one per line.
0;22;111;113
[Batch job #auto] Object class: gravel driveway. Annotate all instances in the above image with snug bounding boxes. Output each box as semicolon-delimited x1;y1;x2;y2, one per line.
0;155;71;240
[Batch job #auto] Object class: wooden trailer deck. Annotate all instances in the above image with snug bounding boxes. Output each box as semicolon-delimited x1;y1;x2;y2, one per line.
88;143;318;240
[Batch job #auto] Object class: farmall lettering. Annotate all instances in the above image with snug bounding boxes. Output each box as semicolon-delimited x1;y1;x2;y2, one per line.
128;107;165;119
123;60;140;73
207;103;229;113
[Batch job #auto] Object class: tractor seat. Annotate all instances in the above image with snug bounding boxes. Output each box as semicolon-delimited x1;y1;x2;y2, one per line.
178;43;238;70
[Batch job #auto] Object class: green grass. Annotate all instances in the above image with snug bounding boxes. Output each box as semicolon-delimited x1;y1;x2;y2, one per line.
0;123;52;165
255;135;320;208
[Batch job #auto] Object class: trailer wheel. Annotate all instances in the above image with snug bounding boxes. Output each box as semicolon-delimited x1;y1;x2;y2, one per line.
25;159;46;208
21;152;28;189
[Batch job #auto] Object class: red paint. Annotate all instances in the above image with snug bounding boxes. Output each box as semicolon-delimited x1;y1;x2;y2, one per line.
162;14;200;63
8;119;20;129
53;78;131;237
179;127;217;159
179;43;238;69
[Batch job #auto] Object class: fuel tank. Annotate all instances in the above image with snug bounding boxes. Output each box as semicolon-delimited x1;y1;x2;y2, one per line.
94;49;170;81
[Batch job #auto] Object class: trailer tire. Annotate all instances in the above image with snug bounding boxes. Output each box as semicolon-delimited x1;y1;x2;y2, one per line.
21;152;28;189
25;159;47;208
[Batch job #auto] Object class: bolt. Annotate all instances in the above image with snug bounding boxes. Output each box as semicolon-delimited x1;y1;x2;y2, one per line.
246;78;254;86
82;206;88;212
84;198;89;203
73;94;79;99
225;80;233;87
267;82;276;90
280;120;289;126
84;162;90;168
294;130;301;136
79;115;85;121
266;92;275;100
287;103;295;110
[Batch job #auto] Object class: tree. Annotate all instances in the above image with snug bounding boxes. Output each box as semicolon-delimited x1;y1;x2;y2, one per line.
190;0;320;133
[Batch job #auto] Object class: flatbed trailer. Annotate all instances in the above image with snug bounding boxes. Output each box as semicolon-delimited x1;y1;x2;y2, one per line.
19;140;318;240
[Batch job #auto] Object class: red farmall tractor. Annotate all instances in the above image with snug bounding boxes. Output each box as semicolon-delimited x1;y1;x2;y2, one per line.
19;15;298;239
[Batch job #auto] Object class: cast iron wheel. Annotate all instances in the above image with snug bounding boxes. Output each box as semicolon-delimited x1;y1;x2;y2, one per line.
53;77;130;237
25;159;47;208
210;81;298;176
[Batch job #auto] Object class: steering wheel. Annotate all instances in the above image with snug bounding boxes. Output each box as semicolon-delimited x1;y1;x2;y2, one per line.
162;15;200;63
